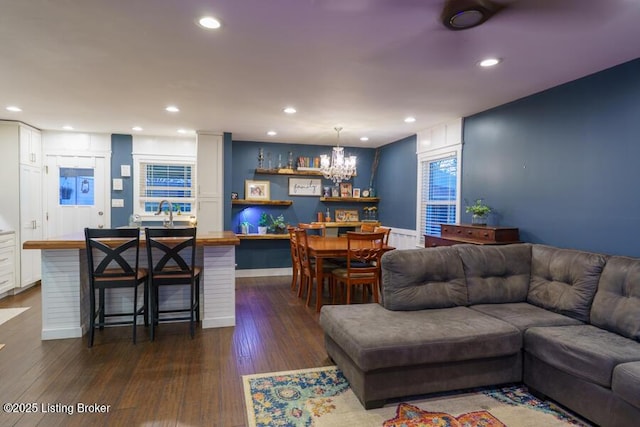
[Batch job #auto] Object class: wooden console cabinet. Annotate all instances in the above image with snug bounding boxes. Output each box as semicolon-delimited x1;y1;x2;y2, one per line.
425;224;520;247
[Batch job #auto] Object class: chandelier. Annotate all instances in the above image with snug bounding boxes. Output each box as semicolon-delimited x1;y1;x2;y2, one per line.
320;127;357;184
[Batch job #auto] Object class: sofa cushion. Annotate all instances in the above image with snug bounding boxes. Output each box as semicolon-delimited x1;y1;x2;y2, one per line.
319;304;521;371
524;325;640;388
470;302;583;331
591;256;640;341
612;362;640;409
456;244;531;305
380;247;467;310
528;245;606;322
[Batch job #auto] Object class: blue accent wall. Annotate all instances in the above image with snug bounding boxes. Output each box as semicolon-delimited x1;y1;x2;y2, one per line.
376;135;417;230
232;140;376;269
110;134;133;227
462;58;640;256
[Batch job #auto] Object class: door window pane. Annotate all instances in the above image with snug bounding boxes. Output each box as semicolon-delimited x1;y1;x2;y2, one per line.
59;168;94;206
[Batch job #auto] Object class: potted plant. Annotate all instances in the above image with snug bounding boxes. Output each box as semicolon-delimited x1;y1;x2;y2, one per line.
258;213;269;235
270;214;287;234
466;199;492;225
239;220;253;235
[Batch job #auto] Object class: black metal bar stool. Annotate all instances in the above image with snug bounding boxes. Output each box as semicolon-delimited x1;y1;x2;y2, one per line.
84;228;149;347
145;227;201;340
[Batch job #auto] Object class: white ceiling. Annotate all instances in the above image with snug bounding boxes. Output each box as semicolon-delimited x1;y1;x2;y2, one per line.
2;0;640;147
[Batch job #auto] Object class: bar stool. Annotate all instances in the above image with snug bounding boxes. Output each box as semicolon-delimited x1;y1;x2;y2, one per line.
145;227;201;340
84;228;148;347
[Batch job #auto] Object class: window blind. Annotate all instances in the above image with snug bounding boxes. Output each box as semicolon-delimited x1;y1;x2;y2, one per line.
420;156;457;238
139;163;194;213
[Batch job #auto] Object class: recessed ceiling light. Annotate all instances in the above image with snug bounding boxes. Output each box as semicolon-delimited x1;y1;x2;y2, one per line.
404;116;416;123
6;106;22;112
267;131;277;136
479;58;501;67
165;106;180;113
132;126;143;131
283;107;297;114
198;16;221;29
360;137;369;142
62;125;74;130
177;129;194;134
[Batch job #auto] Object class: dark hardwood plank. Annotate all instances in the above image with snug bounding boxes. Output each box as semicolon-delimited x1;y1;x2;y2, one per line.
0;276;334;426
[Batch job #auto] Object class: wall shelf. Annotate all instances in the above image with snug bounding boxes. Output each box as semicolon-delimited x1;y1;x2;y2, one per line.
232;199;292;206
320;197;379;203
255;168;323;176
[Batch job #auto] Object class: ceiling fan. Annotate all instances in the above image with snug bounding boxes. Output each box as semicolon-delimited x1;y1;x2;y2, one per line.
440;0;504;30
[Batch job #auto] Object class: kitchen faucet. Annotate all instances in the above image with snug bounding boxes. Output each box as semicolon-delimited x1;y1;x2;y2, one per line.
155;200;174;228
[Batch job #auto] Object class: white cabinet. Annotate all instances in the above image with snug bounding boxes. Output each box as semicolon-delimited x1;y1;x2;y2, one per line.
0;233;16;295
0;121;43;293
20;125;42;165
196;132;223;232
20;164;42;287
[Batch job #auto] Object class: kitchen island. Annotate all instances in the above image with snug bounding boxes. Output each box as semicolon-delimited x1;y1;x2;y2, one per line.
23;231;240;340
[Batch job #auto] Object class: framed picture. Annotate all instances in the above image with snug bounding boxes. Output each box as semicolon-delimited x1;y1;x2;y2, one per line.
331;186;340;197
340;182;352;198
335;209;359;222
245;180;270;200
288;178;322;196
353;188;361;198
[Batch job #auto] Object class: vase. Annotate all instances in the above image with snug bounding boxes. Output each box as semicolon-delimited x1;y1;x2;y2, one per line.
472;214;487;226
258;226;268;235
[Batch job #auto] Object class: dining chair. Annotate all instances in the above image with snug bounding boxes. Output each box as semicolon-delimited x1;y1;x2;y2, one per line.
374;226;392;245
360;223;377;232
288;226;302;293
145;227;201;340
84;228;148;347
294;228;337;309
298;222;326;237
331;231;386;305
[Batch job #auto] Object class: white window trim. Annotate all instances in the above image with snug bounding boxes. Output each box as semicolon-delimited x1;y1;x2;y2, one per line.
415;143;462;247
132;154;197;222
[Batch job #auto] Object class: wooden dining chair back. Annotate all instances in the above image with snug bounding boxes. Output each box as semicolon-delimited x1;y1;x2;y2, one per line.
360;223;377;232
374;226;392;245
288;226;302;293
298;222;326;237
145;227;201;340
84;227;148;347
332;231;386;304
294;228;317;305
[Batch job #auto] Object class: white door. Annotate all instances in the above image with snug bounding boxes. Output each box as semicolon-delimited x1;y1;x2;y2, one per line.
45;155;109;237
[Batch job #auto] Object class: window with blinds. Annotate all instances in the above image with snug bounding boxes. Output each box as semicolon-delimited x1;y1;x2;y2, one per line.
139;163;195;214
419;156;457;238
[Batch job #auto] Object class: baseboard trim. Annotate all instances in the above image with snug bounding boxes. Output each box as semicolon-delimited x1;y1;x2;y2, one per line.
235;268;292;278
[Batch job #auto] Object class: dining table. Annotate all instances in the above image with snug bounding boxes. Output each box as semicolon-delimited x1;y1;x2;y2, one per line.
300;235;395;312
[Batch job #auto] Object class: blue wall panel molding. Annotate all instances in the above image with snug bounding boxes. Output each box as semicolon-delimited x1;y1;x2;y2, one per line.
462;58;640;256
110;134;133;227
376;134;417;230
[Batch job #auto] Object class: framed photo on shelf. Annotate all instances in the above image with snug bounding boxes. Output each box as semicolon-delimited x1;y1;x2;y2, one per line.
331;186;340;197
288;177;322;196
353;188;361;198
245;180;270;201
339;182;352;198
335;209;359;222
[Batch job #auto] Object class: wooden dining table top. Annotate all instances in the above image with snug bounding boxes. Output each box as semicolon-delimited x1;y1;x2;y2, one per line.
301;235;395;257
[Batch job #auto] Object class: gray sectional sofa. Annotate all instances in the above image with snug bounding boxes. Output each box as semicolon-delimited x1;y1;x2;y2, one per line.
319;243;640;426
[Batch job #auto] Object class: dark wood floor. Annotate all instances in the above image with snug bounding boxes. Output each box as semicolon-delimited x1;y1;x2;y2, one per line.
0;276;333;427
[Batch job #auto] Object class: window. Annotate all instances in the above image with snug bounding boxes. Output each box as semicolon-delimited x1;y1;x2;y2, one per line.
417;150;460;244
59;167;94;206
137;162;195;215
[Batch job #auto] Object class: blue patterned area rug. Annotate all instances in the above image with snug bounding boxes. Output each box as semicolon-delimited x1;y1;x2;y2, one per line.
243;366;592;427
